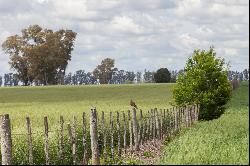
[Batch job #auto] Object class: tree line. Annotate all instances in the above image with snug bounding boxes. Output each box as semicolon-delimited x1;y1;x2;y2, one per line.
1;25;249;87
0;66;248;87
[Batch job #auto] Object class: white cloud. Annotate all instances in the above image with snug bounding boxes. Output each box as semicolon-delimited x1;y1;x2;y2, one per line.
0;0;249;75
110;16;143;34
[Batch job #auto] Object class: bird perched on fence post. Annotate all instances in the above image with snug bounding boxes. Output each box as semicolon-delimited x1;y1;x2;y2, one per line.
130;99;138;109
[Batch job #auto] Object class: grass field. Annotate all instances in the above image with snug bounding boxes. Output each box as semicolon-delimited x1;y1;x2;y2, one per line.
0;83;174;165
159;82;249;165
0;83;174;130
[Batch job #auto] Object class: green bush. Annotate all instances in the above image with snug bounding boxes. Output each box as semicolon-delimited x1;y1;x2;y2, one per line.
173;47;232;120
154;68;171;83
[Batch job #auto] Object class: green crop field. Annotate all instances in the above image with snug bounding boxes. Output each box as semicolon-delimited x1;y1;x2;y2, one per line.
0;83;175;165
0;83;174;130
159;82;249;165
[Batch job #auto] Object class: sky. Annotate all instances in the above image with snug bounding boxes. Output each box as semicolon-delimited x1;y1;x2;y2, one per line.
0;0;249;76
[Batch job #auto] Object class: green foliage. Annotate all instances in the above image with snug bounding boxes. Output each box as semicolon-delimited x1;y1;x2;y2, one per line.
93;58;116;84
2;24;77;85
154;68;171;83
143;151;154;158
173;47;232;120
159;82;249;165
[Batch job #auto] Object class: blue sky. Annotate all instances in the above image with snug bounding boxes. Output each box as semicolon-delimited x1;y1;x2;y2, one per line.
0;0;249;75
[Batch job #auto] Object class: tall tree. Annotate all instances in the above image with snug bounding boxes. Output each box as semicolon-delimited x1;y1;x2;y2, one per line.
154;68;171;83
93;58;116;84
2;24;77;85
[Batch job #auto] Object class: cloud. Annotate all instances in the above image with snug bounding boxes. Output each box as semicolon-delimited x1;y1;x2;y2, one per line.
0;0;249;76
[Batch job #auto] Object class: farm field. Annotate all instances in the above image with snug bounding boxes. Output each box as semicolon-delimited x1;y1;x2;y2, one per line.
0;83;174;130
0;83;175;165
159;82;249;165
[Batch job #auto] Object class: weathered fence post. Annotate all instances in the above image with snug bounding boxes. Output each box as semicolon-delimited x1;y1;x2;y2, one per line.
171;108;175;135
166;109;170;138
138;110;143;145
110;112;114;160
151;109;154;139
59;116;64;162
0;114;12;165
117;112;121;158
123;112;127;154
82;112;88;165
102;111;107;162
141;111;145;145
160;109;163;139
128;110;133;153
147;110;151;141
90;108;100;165
44;116;49;165
175;107;178;132
68;116;77;165
132;107;139;151
155;108;160;139
26;117;33;165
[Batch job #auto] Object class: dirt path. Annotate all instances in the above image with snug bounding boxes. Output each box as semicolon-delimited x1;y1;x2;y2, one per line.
122;138;167;165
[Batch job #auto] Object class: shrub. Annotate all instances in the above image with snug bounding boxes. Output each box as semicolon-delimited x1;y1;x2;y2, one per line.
154;68;171;83
173;47;232;120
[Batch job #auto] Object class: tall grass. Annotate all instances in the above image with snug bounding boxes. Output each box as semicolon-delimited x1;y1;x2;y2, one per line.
159;81;249;165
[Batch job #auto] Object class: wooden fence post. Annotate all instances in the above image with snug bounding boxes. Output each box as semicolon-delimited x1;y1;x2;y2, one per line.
138;110;143;145
117;112;121;158
44;116;49;165
132;107;139;151
141;111;145;145
90;108;100;165
68;123;76;165
155;108;160;139
59;116;64;162
26;117;33;165
68;116;77;165
0;114;12;165
128;110;133;153
151;109;154;139
82;112;88;165
160;109;163;139
166;109;170;138
147;110;151;141
123;112;127;154
102;111;107;161
171;108;175;135
110;112;114;160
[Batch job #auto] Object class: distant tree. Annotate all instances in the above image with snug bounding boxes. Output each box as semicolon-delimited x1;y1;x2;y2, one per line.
0;76;2;86
111;70;126;84
86;72;97;84
75;70;88;85
12;73;19;86
64;73;72;85
243;69;249;81
125;71;136;82
173;47;232;121
170;70;178;83
136;72;142;83
154;68;171;83
4;73;13;86
2;24;77;85
93;58;116;84
143;69;155;83
238;72;244;81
